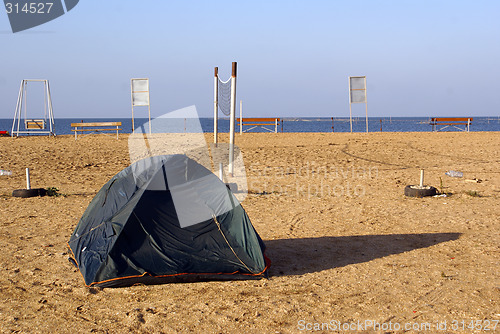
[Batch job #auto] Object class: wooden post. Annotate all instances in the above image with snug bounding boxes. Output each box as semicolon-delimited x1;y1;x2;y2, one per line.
275;118;278;133
214;67;218;145
349;97;353;133
348;77;352;132
148;84;151;135
365;76;369;133
420;169;424;187
380;119;382;132
331;117;334;132
130;80;135;132
240;100;242;134
229;62;237;176
281;119;283;132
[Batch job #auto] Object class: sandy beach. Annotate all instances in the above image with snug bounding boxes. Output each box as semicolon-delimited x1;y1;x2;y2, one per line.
0;132;498;333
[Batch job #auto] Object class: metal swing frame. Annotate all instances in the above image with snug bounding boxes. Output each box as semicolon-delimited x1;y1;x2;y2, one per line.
11;79;55;137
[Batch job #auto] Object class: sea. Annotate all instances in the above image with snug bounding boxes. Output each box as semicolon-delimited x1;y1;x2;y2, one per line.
1;117;500;135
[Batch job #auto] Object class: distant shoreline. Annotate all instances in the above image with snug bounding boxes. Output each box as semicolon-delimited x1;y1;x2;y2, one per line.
1;117;500;135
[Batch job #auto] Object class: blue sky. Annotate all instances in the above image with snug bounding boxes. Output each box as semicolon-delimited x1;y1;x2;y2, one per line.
1;1;499;118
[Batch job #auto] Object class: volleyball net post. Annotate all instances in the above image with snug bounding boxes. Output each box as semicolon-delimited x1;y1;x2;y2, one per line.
214;62;237;176
229;62;237;176
213;67;219;145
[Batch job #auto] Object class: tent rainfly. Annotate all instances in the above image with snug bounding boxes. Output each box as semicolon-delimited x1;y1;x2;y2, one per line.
68;155;269;287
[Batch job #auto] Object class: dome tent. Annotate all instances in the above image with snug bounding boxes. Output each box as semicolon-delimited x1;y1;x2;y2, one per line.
68;154;269;287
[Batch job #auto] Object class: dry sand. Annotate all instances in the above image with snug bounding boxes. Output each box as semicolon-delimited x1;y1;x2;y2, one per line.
0;132;499;333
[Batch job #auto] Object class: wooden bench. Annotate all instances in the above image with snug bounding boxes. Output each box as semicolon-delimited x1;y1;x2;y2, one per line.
430;118;473;132
237;118;281;133
25;119;46;129
71;122;122;140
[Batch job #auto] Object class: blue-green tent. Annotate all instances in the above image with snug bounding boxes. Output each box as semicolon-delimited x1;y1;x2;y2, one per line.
68;155;269;287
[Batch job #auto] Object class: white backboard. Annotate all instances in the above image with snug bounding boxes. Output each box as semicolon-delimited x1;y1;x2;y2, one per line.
349;76;366;103
131;78;150;106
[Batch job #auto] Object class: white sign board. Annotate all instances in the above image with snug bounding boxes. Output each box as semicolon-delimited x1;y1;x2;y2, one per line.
348;76;368;133
131;79;150;106
349;76;366;103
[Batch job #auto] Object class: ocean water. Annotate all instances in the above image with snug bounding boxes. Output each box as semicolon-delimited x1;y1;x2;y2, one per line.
1;117;499;135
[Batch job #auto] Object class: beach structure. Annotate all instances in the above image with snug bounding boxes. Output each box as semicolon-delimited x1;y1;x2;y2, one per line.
238;98;282;133
348;76;368;133
68;154;268;287
404;169;438;198
71;121;122;140
11;79;55;136
11;167;48;198
237;118;281;133
430;117;473;132
131;78;151;133
214;62;237;174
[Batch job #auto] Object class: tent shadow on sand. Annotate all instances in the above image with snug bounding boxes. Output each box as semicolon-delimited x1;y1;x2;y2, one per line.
265;233;461;277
